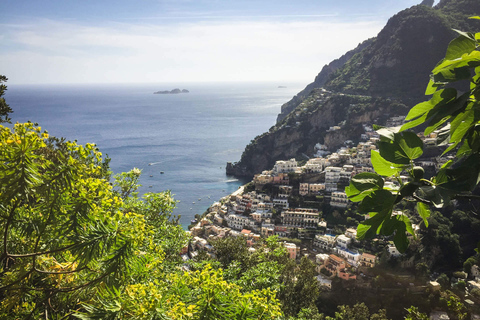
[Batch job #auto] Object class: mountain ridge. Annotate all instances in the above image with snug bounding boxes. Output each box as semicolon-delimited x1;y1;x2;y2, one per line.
227;0;480;178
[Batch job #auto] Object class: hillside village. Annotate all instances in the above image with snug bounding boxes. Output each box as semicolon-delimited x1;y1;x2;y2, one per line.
184;111;480;315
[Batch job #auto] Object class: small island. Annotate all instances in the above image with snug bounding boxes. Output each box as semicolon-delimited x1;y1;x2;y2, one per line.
153;88;189;94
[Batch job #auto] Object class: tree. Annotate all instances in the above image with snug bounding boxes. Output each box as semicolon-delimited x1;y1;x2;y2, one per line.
437;273;451;290
0;75;12;123
0;123;168;318
405;306;429;320
326;303;390;320
279;256;319;317
463;256;477;274
345;19;480;252
0;122;285;319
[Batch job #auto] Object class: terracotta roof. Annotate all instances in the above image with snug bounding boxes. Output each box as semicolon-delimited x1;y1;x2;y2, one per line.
241;229;252;234
329;254;344;263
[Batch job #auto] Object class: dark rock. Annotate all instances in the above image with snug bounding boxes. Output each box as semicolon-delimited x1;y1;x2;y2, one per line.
154;88;189;94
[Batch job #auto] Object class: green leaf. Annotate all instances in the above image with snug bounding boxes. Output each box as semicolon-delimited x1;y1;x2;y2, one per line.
424;91;469;136
425;78;442;95
436;153;480;192
345;172;384;202
398;214;414;238
432;66;472;83
417;185;449;208
356;223;373;240
393;223;409;254
396;131;423;160
377;131;423;165
401;114;427;131
403;89;457;131
376;126;400;140
449;102;475;144
452;29;477;41
359;189;395;214
416;202;430;228
370;150;404;177
445;35;477;61
432;50;480;75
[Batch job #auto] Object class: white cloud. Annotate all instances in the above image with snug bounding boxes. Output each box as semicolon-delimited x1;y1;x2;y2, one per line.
0;18;385;84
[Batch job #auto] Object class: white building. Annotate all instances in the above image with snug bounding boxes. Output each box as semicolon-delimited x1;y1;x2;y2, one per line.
335;247;361;267
273;158;298;174
325;166;342;191
309;183;326;194
314;234;336;250
281;208;319;228
336;235;351;249
226;214;255;231
304;158;325;173
299;183;309;196
331;191;349;208
345;228;357;239
273;198;289;209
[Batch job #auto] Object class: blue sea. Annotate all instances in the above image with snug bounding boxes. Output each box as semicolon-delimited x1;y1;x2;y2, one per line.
6;82;304;228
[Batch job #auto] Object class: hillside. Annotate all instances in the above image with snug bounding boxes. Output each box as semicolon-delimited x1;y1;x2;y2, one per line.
227;0;480;178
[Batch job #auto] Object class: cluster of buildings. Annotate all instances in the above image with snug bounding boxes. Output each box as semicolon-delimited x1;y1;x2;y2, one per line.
185;114;459;291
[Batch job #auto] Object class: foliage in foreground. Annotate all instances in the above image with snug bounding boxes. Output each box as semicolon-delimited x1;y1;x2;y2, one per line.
346;18;480;252
0;122;282;319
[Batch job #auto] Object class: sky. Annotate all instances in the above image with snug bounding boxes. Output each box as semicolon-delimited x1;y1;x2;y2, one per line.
0;0;432;85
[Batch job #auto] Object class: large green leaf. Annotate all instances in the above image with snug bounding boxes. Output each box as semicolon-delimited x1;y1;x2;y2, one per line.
401;114;428;131
345;172;384;202
416;202;430;228
432;50;480;75
378;141;410;165
396;131;423;160
393;223;409;254
424;92;469;136
370;150;404;177
376;126;401;139
444;34;476;62
403;89;456;131
416;185;451;208
432;66;472;83
449;102;475;144
425;78;442;95
436;153;480;192
359;189;395;214
356;223;374;240
377;131;423;165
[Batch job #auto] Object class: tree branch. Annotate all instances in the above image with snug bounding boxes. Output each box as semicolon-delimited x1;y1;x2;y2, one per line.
8;243;77;258
34;266;88;275
453;194;480;200
412;195;433;205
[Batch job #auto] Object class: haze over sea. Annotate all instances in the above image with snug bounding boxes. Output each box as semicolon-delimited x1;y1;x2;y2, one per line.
6;82;304;228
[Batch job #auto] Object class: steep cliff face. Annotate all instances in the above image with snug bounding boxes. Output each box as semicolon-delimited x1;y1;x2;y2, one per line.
227;92;408;177
227;0;480;178
276;39;373;123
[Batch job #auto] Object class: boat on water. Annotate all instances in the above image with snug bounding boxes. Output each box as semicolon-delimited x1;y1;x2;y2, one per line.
160;171;164;174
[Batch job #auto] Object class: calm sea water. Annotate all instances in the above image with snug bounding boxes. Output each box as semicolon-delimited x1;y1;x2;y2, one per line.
6;82;304;228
